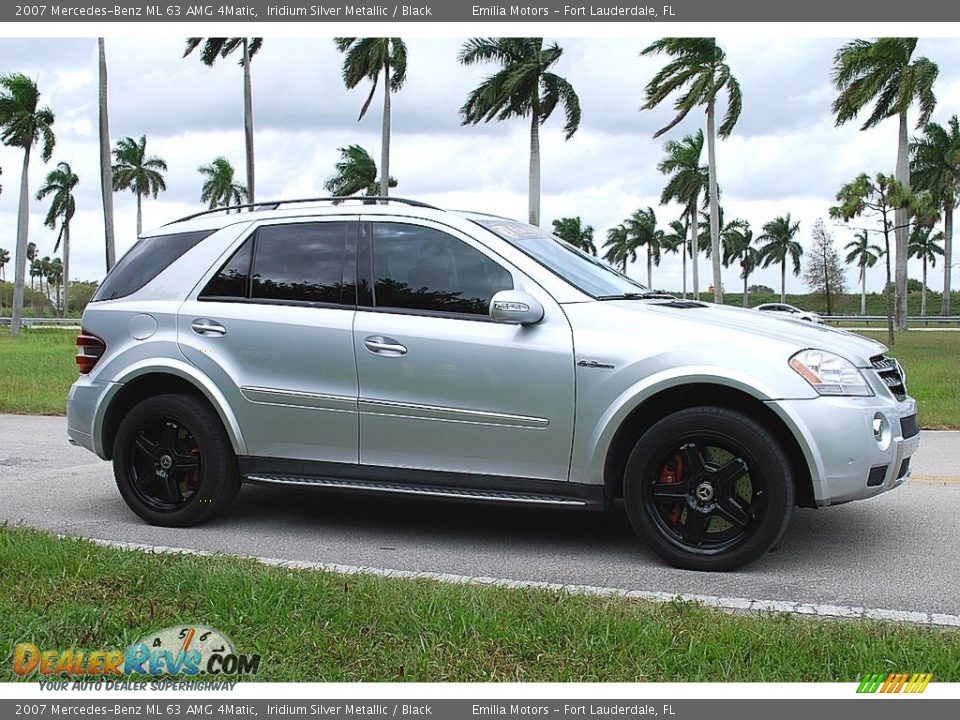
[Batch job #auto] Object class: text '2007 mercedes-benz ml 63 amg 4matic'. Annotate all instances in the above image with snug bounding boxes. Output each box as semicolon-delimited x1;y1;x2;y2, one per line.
67;197;920;570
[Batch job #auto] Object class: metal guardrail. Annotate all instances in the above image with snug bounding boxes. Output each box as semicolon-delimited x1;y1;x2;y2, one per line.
822;315;960;326
2;314;958;329
0;317;82;328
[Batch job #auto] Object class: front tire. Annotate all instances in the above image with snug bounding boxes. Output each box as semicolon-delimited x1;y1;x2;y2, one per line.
623;406;794;571
113;393;240;527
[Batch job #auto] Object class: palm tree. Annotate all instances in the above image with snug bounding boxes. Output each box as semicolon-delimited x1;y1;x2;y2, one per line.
49;257;63;312
0;248;9;281
844;230;884;315
198;157;249;211
908;225;944;316
642;38;742;303
758;214;803;303
26;242;37;291
184;38;263;203
36;161;78;317
626;207;664;288
551;216;596;255
0;73;55;335
334;38;407;200
721;222;757;307
832;38;937;331
660;219;688;297
324;145;396;201
98;38;116;271
459;38;581;226
603;223;635;273
112;135;167;237
29;259;42;306
911;115;960;316
657;130;708;297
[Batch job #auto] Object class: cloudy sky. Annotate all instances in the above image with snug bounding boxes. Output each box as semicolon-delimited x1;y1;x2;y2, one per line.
1;35;959;295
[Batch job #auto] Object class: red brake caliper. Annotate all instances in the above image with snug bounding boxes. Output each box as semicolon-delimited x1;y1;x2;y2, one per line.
660;453;685;522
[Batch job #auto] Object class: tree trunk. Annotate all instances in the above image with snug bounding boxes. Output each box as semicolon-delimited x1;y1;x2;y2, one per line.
823;240;832;316
742;265;748;308
883;221;894;346
689;198;699;298
529;108;541;226
894;110;910;331
921;257;927;317
681;217;688;298
706;101;722;304
63;222;70;318
136;192;142;238
646;246;653;288
780;261;786;304
860;265;867;316
242;38;255;205
10;149;31;336
380;58;391;200
941;206;953;316
98;38;116;272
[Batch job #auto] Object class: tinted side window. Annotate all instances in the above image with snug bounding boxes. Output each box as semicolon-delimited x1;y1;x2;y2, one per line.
200;237;253;299
372;223;513;316
92;230;213;301
251;222;347;304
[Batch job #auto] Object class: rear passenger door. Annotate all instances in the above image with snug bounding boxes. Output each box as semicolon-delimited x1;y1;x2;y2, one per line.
178;218;360;463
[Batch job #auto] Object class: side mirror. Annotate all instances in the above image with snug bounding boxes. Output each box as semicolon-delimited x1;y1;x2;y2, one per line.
490;290;544;325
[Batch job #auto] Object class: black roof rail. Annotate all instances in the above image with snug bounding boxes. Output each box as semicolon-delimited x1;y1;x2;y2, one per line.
166;196;442;225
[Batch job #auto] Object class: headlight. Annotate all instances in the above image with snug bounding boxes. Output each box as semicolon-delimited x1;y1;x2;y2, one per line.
789;349;873;396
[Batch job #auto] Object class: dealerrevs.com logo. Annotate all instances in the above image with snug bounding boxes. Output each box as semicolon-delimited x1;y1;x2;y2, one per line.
13;625;261;679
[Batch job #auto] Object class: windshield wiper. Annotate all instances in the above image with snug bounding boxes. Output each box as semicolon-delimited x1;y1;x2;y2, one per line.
597;291;676;300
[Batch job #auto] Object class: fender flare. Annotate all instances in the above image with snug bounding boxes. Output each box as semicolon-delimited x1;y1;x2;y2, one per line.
93;358;247;458
579;365;822;492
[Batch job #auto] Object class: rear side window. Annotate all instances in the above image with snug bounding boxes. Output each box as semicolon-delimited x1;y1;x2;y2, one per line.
92;230;213;301
371;223;513;316
200;222;348;306
201;237;253;299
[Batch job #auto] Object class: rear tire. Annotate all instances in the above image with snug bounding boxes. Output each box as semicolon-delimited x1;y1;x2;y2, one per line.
623;406;794;571
113;393;240;527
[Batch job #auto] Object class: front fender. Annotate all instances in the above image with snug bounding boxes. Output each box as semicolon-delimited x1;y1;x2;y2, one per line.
572;366;819;489
93;357;247;458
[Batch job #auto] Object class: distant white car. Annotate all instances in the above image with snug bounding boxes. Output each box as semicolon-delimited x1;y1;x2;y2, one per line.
755;303;823;323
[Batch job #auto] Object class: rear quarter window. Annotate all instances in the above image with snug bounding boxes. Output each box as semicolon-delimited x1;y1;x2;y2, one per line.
91;230;214;302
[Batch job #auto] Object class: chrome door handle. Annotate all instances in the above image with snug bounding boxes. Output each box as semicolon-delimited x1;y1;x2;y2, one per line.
191;319;227;336
364;336;407;356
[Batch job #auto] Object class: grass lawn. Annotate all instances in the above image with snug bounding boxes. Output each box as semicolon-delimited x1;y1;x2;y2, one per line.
0;329;76;415
1;524;958;682
0;328;958;427
857;331;960;429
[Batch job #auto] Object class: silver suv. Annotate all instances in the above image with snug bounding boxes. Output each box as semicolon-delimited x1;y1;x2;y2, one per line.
67;197;920;570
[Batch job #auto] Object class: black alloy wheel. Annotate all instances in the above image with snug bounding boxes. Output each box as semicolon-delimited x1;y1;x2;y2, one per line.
624;406;794;571
113;393;241;527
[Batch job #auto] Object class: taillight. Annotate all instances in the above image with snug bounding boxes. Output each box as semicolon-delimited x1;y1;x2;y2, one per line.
76;332;106;374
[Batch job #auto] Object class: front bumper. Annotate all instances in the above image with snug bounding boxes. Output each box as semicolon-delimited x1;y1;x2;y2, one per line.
767;393;920;507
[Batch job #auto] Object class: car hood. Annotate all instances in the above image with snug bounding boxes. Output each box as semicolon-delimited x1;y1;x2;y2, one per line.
591;299;887;366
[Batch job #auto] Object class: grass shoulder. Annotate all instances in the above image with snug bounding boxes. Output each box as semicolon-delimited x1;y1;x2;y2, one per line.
0;525;958;682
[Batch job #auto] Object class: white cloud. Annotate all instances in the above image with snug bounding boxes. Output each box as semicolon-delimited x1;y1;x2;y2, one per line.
0;36;958;298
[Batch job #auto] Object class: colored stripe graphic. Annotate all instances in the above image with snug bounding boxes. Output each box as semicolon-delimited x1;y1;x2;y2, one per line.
857;672;931;693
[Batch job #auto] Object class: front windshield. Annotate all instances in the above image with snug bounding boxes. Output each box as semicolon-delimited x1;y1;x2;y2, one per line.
470;217;648;298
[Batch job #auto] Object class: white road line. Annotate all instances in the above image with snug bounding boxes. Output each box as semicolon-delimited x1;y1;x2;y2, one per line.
70;535;960;629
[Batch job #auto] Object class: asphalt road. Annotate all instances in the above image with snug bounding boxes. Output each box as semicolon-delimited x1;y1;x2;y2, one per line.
2;415;959;618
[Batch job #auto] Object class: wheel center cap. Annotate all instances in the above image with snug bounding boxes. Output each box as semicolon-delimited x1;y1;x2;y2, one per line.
694;481;715;502
159;454;173;470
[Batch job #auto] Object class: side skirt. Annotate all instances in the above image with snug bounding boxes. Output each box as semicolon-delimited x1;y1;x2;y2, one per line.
237;456;609;511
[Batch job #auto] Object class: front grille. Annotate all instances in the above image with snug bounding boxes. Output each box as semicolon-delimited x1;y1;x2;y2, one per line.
871;355;907;401
900;414;919;439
